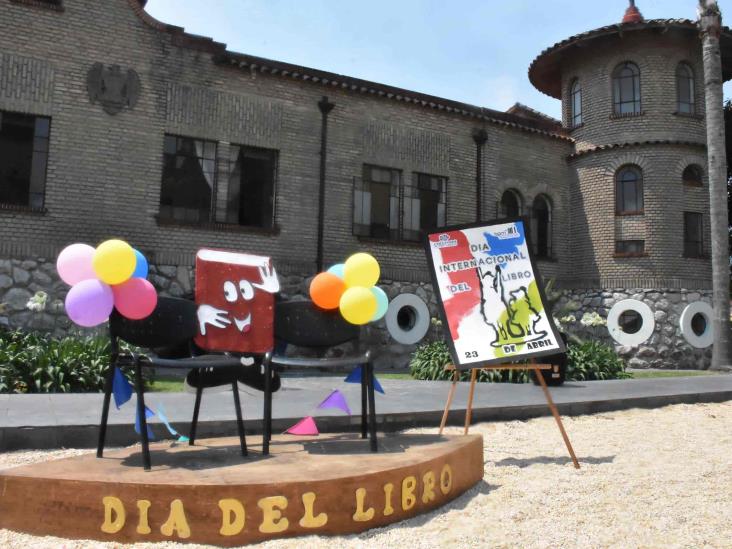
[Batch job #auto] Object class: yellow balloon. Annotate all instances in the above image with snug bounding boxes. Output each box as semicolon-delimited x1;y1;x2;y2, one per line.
92;239;136;285
339;286;377;325
343;253;380;288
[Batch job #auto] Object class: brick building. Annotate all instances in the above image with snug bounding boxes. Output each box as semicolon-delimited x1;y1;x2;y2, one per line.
0;0;730;368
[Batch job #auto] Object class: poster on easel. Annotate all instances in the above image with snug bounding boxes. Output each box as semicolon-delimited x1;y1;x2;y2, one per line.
424;217;565;368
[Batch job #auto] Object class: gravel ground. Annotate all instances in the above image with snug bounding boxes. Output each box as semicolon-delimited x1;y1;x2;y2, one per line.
1;401;731;548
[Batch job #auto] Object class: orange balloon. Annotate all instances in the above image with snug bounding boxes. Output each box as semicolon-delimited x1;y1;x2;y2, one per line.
310;272;345;310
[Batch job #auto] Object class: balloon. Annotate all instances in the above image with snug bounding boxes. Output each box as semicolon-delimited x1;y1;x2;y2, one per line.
132;249;149;279
112;278;158;320
343;253;380;288
93;239;136;285
371;286;389;321
326;263;345;279
339;286;377;325
65;279;114;327
56;243;97;286
310;272;345;310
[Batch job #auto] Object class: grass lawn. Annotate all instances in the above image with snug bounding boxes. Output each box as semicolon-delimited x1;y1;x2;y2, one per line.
144;369;718;392
629;369;716;378
147;376;185;392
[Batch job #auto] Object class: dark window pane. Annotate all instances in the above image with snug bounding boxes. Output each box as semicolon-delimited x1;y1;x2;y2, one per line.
158;134;214;222
683;212;703;257
501;190;520;217
616;167;643;213
356;165;400;239
615;240;644;255
0;111;49;207
228;145;277;228
683;165;703;186
532;196;551;258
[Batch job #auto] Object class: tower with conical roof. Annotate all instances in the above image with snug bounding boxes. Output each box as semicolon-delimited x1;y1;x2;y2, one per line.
528;1;732;367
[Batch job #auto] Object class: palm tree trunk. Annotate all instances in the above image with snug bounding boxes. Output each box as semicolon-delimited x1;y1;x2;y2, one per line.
699;0;731;369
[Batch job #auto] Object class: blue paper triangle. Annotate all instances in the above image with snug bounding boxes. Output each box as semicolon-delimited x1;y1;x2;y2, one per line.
134;405;155;440
112;367;133;410
155;403;180;438
344;365;384;394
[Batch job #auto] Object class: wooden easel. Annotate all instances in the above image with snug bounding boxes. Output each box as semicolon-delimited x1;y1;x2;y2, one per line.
439;362;580;469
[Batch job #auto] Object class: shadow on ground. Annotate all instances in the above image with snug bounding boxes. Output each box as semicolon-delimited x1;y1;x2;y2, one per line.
490;455;616;468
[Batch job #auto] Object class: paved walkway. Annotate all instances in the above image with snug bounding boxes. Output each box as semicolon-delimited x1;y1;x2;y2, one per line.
1;374;731;450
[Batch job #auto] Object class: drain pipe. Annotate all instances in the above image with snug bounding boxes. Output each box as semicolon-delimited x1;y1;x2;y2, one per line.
472;128;488;221
316;96;335;272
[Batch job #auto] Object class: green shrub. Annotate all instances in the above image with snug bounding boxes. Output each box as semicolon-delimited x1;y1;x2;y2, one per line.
410;339;630;383
0;329;140;394
566;340;631;381
409;340;530;383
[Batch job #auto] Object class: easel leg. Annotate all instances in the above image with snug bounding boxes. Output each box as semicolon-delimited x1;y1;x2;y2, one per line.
464;368;478;435
534;367;580;469
439;368;459;435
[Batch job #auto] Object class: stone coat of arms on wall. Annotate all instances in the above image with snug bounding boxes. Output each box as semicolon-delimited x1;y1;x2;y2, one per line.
86;63;141;115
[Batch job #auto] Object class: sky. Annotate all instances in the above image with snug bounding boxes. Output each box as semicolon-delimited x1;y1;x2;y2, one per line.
145;0;732;119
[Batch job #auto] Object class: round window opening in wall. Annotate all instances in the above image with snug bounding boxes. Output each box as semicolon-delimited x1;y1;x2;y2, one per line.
397;306;417;331
618;310;642;334
679;301;713;348
386;293;430;345
607;299;655;346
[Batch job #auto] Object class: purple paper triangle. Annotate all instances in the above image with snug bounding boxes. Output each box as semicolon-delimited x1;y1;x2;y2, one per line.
317;389;351;415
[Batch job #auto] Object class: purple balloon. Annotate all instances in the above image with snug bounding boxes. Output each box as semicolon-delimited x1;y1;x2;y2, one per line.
65;279;114;327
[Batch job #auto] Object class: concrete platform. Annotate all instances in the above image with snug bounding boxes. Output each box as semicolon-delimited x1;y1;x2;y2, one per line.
0;433;483;546
1;374;731;451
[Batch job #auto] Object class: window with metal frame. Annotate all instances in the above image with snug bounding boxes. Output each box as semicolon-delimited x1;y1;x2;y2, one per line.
570;79;582;127
612;62;641;115
226;145;277;228
683;212;704;258
0;110;50;210
159;134;216;224
676;62;695;114
402;172;447;241
615;165;644;214
353;166;446;241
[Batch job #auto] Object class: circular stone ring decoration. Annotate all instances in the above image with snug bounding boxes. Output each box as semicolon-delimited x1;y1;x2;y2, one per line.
386;293;430;344
607;299;655;346
679;301;714;348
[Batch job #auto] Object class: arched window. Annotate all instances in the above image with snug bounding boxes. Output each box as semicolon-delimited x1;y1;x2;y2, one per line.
682;164;703;187
531;195;552;258
570;79;582;127
676;63;695;114
612;62;641;115
615;165;644;214
500;189;522;218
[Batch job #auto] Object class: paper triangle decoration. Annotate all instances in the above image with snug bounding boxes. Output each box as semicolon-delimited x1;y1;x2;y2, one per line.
344;365;385;394
134;405;155;440
285;416;319;436
155;403;181;438
112;367;133;410
317;389;351;415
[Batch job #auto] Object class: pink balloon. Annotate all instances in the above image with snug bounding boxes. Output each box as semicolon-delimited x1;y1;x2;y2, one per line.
56;243;97;286
112;278;158;320
65;279;114;327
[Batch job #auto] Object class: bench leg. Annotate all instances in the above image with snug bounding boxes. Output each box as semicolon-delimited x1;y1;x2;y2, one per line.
189;373;203;446
232;381;247;457
360;365;367;439
263;358;272;455
134;360;151;471
366;361;378;452
97;363;116;458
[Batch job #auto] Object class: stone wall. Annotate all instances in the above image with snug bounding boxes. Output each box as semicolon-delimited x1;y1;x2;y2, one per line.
0;255;442;371
555;287;713;369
